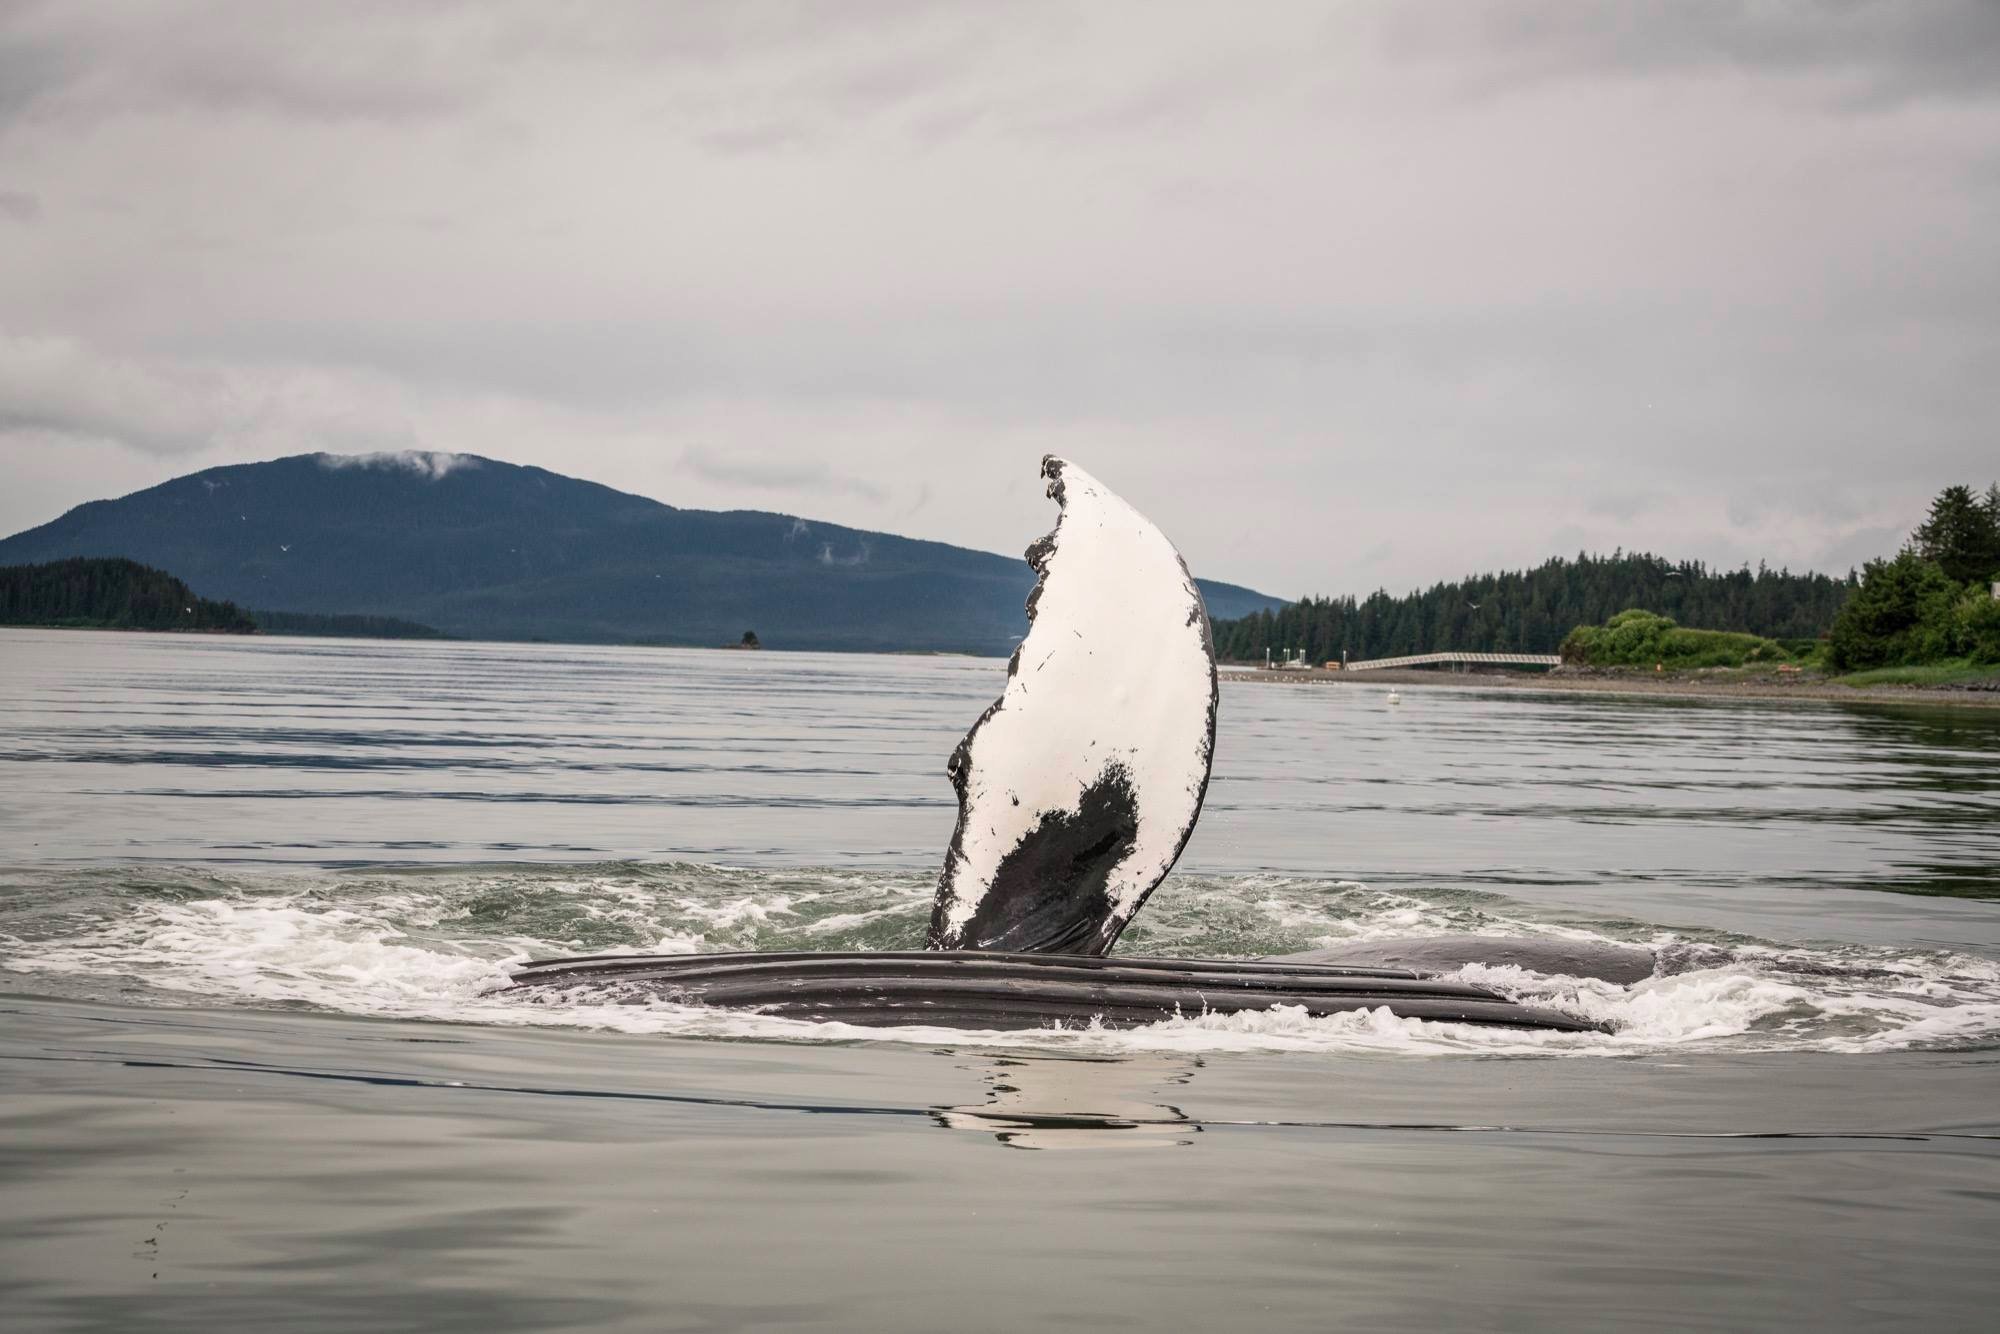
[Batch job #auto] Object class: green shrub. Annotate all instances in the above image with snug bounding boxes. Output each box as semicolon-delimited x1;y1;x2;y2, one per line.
1835;659;2000;688
1956;589;2000;665
1560;609;1792;669
1779;638;1828;668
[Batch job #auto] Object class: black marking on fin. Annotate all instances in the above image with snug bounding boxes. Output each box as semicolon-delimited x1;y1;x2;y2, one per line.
943;761;1138;954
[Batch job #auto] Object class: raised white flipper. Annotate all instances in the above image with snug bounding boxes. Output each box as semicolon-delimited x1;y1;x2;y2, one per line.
928;456;1217;955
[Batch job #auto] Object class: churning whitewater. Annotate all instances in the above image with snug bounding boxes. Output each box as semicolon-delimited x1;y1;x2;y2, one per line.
5;864;1997;1057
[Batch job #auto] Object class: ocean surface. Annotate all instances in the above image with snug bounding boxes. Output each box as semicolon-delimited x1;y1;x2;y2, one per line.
2;628;1997;1331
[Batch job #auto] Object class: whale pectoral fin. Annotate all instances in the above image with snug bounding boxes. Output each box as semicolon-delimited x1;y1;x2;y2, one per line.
928;457;1217;956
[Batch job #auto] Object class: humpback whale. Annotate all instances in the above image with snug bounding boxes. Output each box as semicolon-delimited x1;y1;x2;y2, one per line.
505;457;1644;1033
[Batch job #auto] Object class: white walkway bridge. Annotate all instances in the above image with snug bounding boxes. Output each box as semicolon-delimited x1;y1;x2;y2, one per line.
1342;652;1562;672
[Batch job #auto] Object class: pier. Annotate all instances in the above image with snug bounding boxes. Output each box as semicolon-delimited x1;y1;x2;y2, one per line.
1341;651;1562;672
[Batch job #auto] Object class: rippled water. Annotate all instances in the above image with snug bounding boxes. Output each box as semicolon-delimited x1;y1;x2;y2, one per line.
3;629;1997;1330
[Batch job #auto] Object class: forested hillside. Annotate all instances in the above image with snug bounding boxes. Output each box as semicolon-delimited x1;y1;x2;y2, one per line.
0;557;256;632
1213;553;1855;663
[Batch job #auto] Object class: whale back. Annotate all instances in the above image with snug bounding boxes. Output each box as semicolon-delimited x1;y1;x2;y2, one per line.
928;456;1217;955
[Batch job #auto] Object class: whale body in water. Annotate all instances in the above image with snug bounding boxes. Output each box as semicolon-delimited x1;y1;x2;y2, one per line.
505;457;1648;1032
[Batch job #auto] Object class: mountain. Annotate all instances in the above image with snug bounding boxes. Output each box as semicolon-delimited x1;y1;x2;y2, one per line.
0;452;1283;654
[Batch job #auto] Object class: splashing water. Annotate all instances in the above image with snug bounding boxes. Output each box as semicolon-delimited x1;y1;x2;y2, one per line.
4;863;1994;1057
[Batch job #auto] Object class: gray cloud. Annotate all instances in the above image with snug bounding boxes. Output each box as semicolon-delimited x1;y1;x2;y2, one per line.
0;1;482;126
317;450;477;481
0;1;1000;131
680;445;888;504
0;2;1994;600
0;330;246;453
1382;1;2000;106
0;330;423;457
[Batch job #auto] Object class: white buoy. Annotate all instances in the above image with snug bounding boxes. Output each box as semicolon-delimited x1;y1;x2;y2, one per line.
1387;690;1402;706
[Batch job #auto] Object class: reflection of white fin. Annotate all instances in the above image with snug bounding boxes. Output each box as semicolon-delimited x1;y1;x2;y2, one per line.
928;456;1217;955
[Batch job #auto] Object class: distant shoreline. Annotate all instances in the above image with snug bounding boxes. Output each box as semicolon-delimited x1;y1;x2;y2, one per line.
1219;665;2000;711
9;621;1994;707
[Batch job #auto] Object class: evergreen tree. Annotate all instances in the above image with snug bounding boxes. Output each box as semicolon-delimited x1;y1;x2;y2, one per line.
1912;483;2000;585
1825;551;1963;671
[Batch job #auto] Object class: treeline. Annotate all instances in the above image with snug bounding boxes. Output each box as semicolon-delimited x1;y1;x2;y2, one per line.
0;557;256;632
250;609;444;639
1212;552;1855;664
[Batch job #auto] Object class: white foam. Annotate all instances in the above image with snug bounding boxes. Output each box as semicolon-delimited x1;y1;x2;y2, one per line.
7;872;1998;1058
672;895;797;930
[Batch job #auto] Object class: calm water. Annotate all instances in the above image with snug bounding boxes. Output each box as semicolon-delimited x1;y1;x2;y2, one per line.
2;629;1997;1330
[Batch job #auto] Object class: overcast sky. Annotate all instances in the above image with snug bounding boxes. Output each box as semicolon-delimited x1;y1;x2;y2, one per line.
2;1;1996;599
